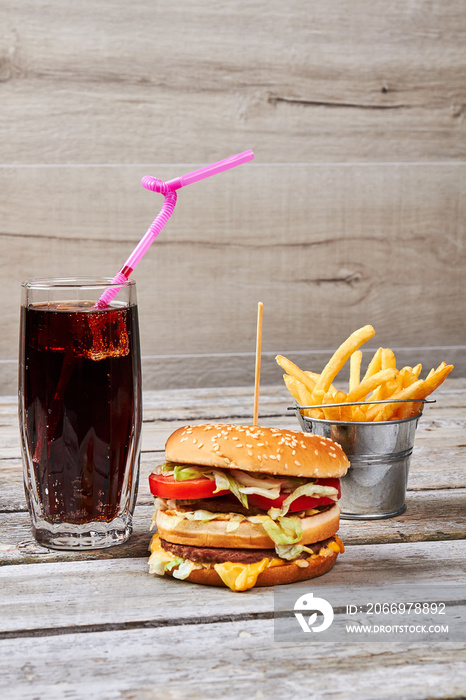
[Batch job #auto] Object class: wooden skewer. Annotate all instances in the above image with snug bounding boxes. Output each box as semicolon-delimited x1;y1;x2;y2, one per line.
253;302;263;426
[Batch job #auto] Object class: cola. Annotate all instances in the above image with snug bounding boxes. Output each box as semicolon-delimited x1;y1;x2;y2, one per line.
20;301;141;525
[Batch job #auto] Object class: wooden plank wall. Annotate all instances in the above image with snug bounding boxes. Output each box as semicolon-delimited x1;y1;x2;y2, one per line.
1;0;465;393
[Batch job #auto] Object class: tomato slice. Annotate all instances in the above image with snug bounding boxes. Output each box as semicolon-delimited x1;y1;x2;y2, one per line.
149;473;229;500
248;478;341;512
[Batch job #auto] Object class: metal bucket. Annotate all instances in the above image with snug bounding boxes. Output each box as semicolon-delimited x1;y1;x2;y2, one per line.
295;411;421;519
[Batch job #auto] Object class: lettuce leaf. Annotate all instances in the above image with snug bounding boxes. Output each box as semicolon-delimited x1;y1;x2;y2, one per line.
173;464;214;482
230;469;292;499
178;509;224;523
274;543;315;560
148;549;183;576
247;514;303;545
225;513;246;532
148;544;202;580
172;560;200;580
155;464;336;519
212;469;249;508
268;483;339;519
160;462;175;475
165;557;184;572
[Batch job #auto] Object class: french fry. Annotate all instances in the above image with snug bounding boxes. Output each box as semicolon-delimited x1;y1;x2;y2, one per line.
362;347;383;381
282;374;324;419
339;401;354;422
283;374;305;405
322;390;346;421
347;368;398;404
381;348;397;370
401;366;421;387
411;364;454;400
306;371;338;397
390;366;422;415
276;355;316;395
297;386;321;418
309;389;326;409
283;375;315;414
365;380;399;420
304;370;322;383
365;376;399;416
374;380;424;421
394;363;452;419
352;406;367;421
278;327;453;424
395;398;418;420
349;350;362;394
312;325;375;396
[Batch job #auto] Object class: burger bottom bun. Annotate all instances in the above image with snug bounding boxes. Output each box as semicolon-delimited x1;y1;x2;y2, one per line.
164;548;339;588
156;504;340;549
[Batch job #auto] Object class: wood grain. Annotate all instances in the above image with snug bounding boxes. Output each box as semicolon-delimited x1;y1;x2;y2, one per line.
0;617;464;699
1;540;464;634
2;487;465;566
1;164;465;391
1;379;465;699
2;381;464;517
1;1;465;163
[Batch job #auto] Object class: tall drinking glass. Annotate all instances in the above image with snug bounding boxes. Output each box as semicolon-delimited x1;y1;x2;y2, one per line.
19;278;142;550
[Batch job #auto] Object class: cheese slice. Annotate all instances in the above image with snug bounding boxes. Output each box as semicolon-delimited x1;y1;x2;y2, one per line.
213;559;271;591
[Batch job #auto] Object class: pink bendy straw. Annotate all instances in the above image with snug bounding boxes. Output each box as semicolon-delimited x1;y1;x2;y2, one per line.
95;150;254;308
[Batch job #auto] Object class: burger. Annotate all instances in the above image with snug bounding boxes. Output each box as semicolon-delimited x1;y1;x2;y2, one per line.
148;424;349;592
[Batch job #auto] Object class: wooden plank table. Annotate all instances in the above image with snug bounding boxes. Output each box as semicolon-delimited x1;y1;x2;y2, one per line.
1;379;465;699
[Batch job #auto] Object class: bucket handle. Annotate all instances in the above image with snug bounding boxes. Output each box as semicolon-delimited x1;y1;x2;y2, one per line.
288;398;435;411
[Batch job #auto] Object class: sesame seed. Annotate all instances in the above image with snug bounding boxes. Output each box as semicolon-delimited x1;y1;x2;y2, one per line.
270;455;277;460
315;450;319;456
197;443;204;448
236;444;243;448
331;453;337;458
180;437;188;443
193;438;197;444
295;460;301;466
248;450;253;456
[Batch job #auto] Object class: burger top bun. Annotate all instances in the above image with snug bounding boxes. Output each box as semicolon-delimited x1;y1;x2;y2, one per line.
165;424;349;479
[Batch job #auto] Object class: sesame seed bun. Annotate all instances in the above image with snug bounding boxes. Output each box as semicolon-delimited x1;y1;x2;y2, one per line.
156;503;341;549
165;424;349;479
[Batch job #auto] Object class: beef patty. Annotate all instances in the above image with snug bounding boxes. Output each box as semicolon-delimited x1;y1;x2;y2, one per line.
159;537;334;564
174;497;335;518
